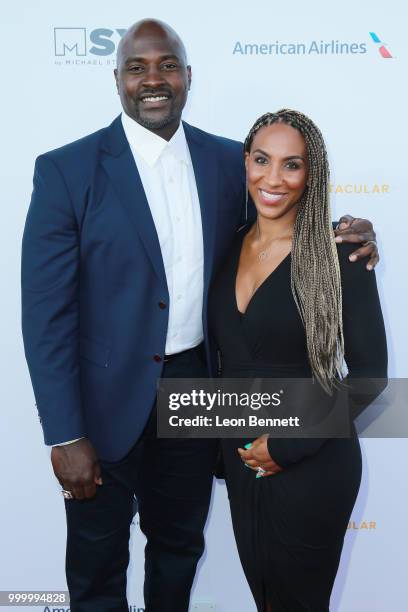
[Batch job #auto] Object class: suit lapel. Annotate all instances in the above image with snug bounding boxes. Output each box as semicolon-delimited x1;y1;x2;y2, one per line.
183;122;219;297
100;116;167;285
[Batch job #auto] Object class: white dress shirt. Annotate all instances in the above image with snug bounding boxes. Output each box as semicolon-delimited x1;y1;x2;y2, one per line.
121;112;205;354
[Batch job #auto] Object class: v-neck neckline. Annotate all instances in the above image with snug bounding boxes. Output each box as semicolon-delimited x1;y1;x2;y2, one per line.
234;226;291;316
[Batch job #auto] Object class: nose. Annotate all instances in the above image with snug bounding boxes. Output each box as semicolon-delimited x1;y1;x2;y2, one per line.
264;162;284;188
141;64;166;88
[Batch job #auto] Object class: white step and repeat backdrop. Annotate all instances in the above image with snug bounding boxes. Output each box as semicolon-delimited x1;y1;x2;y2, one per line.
1;0;407;610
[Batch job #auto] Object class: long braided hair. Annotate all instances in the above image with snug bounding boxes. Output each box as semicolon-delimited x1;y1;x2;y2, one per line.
244;109;345;393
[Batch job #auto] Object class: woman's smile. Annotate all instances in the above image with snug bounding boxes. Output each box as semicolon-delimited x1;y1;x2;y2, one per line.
258;189;288;206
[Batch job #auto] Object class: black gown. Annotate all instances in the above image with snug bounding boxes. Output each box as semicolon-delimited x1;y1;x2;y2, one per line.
208;225;387;612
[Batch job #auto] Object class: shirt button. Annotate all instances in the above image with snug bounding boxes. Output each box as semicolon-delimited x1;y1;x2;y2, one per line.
153;354;162;362
168;176;174;184
177;294;182;301
158;301;167;309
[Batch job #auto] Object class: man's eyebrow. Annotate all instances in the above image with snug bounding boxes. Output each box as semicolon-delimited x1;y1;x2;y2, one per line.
124;54;180;65
252;149;305;161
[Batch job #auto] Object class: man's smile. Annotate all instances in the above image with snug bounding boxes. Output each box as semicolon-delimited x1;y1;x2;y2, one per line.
142;96;169;102
139;92;172;108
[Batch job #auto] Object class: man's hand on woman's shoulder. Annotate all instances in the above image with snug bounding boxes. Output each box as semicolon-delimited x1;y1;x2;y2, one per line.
334;214;379;271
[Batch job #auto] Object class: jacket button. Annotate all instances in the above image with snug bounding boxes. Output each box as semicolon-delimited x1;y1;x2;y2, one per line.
158;301;167;309
153;354;162;362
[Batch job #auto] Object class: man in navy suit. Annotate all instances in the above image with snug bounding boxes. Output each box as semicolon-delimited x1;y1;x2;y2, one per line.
21;19;378;612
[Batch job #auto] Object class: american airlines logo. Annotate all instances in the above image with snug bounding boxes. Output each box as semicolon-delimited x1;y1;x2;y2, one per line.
369;32;393;58
232;31;395;60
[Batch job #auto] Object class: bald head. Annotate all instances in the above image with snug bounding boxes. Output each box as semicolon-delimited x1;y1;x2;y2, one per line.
117;19;188;69
114;18;191;140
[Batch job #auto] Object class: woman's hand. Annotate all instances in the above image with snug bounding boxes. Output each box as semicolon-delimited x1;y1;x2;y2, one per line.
238;434;283;477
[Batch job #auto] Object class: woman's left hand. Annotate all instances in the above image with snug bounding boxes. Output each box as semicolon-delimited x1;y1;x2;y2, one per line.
238;434;283;477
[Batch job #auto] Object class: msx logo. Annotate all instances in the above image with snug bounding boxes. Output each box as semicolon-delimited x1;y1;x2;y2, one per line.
54;28;126;57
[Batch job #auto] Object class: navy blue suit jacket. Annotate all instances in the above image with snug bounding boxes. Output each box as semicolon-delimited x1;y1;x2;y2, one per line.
21;116;246;461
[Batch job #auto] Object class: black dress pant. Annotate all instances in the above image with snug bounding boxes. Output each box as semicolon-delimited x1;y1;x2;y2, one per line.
64;346;217;612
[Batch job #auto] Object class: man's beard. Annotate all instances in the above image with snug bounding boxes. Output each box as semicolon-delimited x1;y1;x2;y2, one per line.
132;97;179;131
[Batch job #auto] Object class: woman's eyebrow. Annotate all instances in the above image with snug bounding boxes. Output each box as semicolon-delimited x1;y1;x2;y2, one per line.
252;148;269;157
252;149;305;162
283;155;305;161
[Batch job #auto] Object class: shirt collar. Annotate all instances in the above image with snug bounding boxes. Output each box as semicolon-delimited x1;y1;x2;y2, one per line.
121;112;191;167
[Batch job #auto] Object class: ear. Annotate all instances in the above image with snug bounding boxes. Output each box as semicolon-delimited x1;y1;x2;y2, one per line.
114;69;119;94
187;65;192;90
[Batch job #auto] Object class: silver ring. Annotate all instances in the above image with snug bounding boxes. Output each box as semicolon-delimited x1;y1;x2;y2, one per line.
61;489;74;500
363;240;377;248
256;467;266;475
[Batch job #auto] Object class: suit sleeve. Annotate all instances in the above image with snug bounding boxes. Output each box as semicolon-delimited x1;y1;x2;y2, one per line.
267;244;388;468
21;154;85;445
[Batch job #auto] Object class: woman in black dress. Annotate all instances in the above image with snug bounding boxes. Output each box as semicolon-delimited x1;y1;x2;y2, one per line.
209;110;387;611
